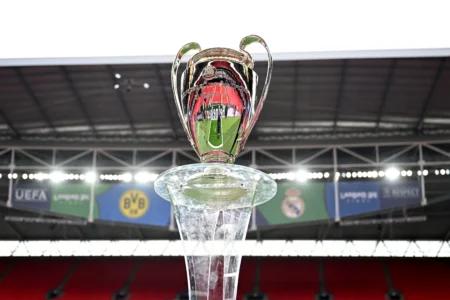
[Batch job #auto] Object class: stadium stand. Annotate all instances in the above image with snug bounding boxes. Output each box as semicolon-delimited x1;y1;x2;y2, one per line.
237;259;258;299
62;258;135;300
388;259;450;300
259;259;320;300
0;258;449;299
128;258;187;300
324;259;388;300
0;259;11;276
0;259;73;300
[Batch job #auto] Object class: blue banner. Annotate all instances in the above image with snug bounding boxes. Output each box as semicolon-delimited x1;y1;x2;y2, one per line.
12;183;51;211
96;183;170;226
380;181;422;209
326;181;380;218
9;180;422;227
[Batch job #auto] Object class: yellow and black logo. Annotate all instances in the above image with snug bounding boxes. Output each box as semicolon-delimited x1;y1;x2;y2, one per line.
119;189;149;218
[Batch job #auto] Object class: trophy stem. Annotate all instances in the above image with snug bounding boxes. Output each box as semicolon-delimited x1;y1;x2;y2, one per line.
200;152;236;164
155;164;276;300
174;205;251;299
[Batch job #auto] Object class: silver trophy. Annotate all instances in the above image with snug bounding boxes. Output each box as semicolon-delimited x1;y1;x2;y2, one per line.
171;35;272;163
155;35;276;300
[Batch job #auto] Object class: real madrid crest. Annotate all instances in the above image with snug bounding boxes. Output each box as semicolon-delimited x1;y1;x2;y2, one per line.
281;188;305;219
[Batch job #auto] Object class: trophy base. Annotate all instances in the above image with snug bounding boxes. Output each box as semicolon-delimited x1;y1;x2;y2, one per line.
154;163;276;300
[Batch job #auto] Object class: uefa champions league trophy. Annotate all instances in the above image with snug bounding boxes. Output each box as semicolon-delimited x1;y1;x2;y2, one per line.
155;35;276;300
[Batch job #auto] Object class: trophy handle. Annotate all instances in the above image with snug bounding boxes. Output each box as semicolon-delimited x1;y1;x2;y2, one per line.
239;35;273;138
171;42;202;137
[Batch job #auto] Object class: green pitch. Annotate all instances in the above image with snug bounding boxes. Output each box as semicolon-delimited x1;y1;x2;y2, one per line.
195;116;242;155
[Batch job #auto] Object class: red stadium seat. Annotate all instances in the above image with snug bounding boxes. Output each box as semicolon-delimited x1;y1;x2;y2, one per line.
237;258;258;299
128;258;187;300
388;259;450;300
324;259;387;300
0;257;449;299
0;258;73;300
260;258;320;300
0;258;11;274
62;258;135;300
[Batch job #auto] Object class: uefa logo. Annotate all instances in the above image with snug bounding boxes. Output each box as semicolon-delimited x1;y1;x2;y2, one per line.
281;188;305;219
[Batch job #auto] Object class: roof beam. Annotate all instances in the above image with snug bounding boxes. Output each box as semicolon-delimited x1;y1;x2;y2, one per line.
4;221;24;239
5;131;450;150
321;221;333;240
14;68;57;135
73;226;85;239
106;66;137;137
60;67;98;137
1;240;448;257
416;58;447;132
332;60;348;134
0;108;20;137
291;61;299;132
375;59;397;131
155;64;177;139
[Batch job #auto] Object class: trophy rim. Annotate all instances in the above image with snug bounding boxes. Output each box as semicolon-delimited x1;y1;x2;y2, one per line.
154;163;277;206
188;47;254;69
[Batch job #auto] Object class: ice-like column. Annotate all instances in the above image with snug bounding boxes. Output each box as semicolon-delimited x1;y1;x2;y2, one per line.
155;163;276;300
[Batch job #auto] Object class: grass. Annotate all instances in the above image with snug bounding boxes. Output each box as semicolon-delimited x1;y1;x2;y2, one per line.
195;116;242;154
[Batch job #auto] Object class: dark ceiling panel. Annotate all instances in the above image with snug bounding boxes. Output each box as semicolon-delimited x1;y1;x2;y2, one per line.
0;57;449;141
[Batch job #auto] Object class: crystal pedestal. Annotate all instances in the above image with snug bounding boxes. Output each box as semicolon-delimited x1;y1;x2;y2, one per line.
155;163;276;300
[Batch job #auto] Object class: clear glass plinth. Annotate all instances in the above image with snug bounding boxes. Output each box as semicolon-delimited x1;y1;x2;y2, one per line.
155;163;276;300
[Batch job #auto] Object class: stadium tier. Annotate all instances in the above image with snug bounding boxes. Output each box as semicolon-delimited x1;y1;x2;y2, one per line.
0;257;448;299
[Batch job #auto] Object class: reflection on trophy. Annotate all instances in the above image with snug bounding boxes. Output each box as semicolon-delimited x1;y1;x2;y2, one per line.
155;35;276;300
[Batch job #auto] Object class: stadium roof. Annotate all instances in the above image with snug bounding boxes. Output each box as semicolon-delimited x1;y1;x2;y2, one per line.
0;57;449;146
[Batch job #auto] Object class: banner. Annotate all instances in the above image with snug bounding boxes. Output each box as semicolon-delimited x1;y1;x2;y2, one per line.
326;181;380;218
11;183;170;227
256;180;422;226
96;183;170;226
52;184;99;219
10;180;422;228
326;181;422;218
256;182;329;226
